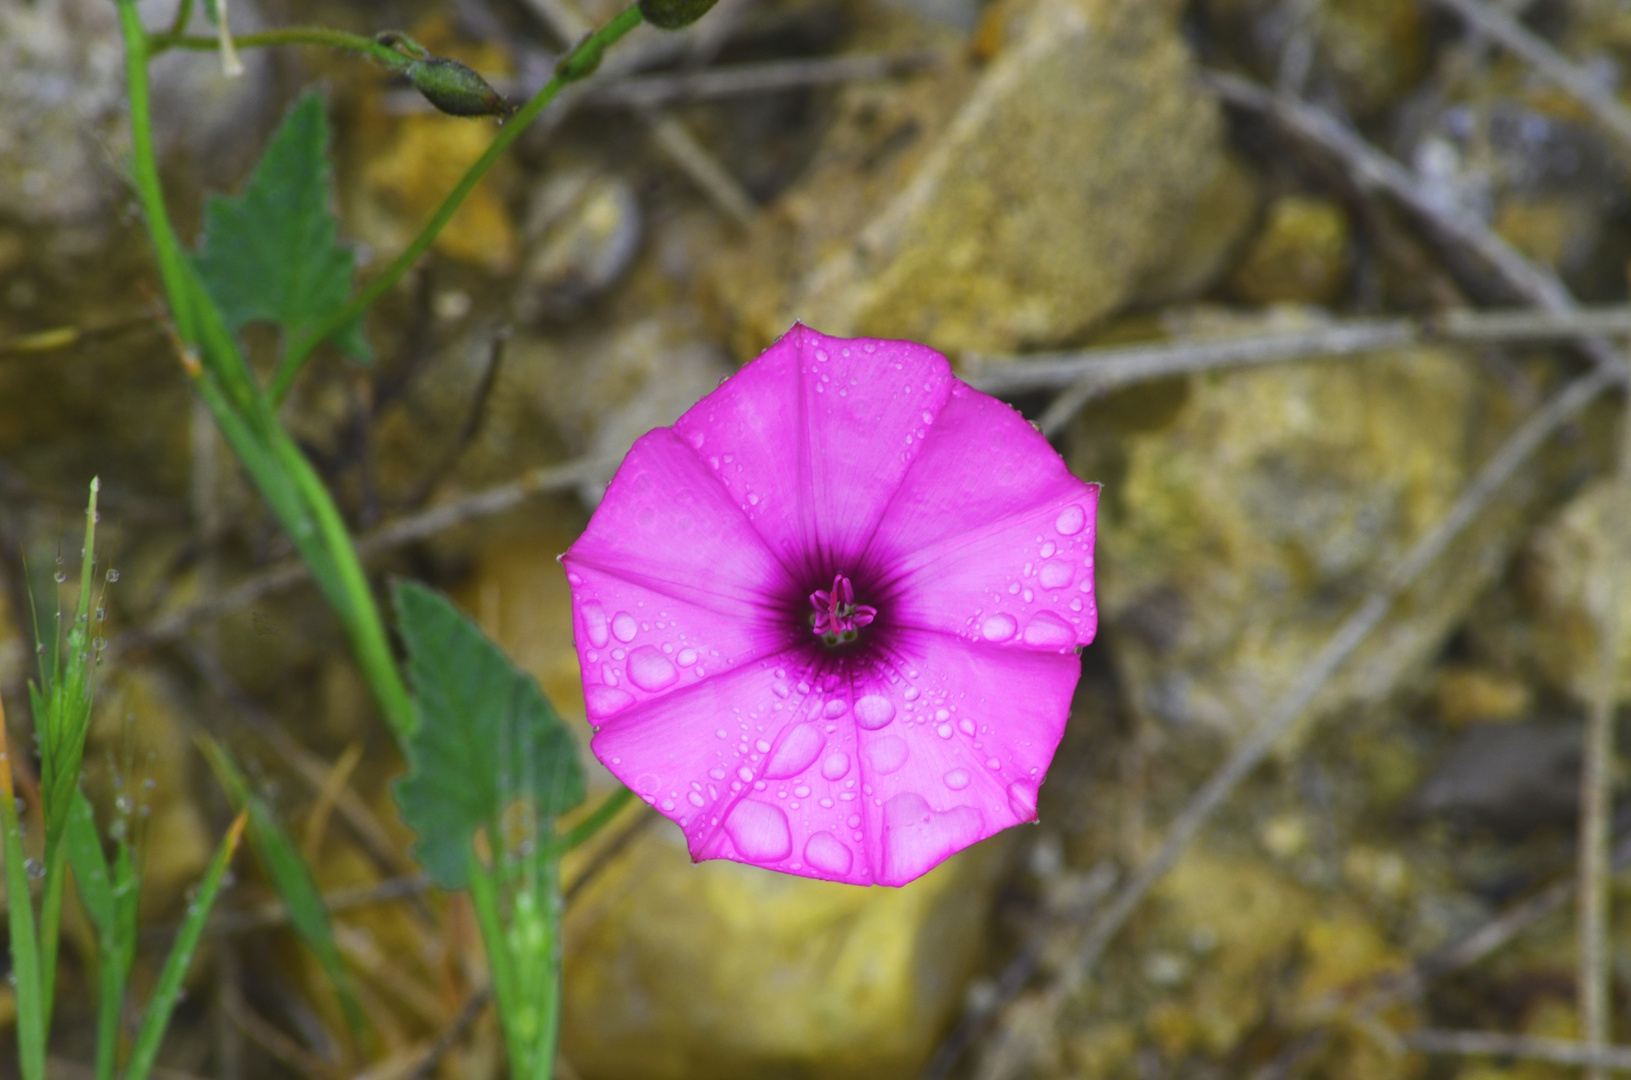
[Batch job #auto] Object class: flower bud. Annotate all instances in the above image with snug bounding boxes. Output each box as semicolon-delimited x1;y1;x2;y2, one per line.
408;58;514;119
638;0;718;30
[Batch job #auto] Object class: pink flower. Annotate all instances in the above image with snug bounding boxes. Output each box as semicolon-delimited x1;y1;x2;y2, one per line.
562;325;1098;886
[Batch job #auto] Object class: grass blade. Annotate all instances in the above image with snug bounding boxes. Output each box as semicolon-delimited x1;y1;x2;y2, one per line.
0;694;46;1080
123;811;247;1080
200;738;370;1045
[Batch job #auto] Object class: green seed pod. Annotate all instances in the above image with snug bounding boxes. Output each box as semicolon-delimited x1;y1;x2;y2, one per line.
638;0;718;30
408;58;514;119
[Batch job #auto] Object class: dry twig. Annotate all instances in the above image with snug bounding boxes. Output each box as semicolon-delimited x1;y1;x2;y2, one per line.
1428;0;1631;154
587;52;940;109
1405;1029;1631;1070
107;454;615;662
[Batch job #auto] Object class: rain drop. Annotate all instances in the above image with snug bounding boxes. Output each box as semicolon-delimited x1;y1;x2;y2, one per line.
1022;612;1075;649
1055;504;1086;536
854;695;896;730
981;614;1017;642
944;769;970;790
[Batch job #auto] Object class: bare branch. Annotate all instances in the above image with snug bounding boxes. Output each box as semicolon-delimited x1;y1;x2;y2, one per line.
1405;1030;1631;1070
965;305;1631;402
587;52;940;109
106;454;615;662
1428;0;1631;155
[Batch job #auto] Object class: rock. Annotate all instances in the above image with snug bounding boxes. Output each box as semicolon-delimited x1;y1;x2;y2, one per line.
1522;477;1631;704
709;0;1227;359
1434;665;1532;728
1227;195;1350;306
562;825;1005;1080
350;66;520;275
514;169;643;323
1075;307;1536;746
1411;721;1582;832
503;316;734;500
1135;153;1260;307
0;0;275;253
456;525;1010;1080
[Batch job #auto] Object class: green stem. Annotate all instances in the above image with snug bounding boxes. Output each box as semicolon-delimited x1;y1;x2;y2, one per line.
118;0;417;740
147;27;409;68
468;849;526;1080
551;787;633;856
166;0;193;36
271;3;645;402
117;2;197;342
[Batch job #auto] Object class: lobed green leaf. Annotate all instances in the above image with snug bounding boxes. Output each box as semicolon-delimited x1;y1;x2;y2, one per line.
193;91;369;363
393;583;585;888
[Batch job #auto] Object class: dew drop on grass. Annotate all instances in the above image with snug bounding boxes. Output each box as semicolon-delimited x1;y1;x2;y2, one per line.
53;570;66;584
105;569;120;583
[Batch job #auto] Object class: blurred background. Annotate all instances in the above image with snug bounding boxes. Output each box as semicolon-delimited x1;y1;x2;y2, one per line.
6;0;1631;1076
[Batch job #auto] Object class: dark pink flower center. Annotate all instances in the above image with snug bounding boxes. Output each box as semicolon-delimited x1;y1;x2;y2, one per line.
809;573;876;646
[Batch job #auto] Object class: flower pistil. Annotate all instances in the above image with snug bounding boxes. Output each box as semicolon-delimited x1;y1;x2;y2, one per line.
809;573;876;645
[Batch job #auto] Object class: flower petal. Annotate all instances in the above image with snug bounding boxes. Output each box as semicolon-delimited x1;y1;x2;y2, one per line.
672;325;954;575
590;653;877;884
564;563;797;722
848;628;1079;886
563;427;797;612
868;382;1099;652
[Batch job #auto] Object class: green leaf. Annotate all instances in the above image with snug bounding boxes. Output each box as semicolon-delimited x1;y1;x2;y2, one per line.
392;583;585;888
124;812;246;1080
64;792;111;938
199;738;370;1045
193;91;369;363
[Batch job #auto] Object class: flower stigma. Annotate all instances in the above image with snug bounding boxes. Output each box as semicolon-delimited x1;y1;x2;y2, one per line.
808;573;876;646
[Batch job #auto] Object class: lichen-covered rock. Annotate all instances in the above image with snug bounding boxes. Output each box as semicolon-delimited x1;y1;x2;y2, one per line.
1522;477;1631;704
562;826;1004;1080
710;0;1227;358
1075;308;1535;745
1227;195;1350;306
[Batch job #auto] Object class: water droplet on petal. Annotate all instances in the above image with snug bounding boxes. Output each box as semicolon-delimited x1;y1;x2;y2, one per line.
726;800;792;862
1040;541;1056;558
863;735;908;774
611;612;638;642
937;724;953;739
959;718;976;736
1038;561;1073;590
1055;504;1086;536
854;695;896;729
944;768;970;790
1022;612;1075;648
804;832;853;876
582;603;611;647
688;791;706;807
627;646;679;691
981;614;1017;642
677;648;698;667
764;724;826;778
821;752;851;780
823;698;849;718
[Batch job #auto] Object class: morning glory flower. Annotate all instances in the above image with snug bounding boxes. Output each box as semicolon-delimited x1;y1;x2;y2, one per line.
561;325;1098;886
